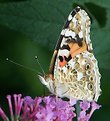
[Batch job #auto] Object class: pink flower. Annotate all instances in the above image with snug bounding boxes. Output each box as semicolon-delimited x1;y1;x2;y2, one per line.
0;94;76;121
0;94;24;121
78;111;89;121
78;100;101;121
89;101;101;119
0;94;101;121
35;96;76;121
80;100;90;111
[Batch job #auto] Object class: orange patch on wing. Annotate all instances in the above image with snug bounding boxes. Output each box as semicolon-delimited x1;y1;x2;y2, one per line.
69;43;80;53
59;60;67;67
59;41;87;68
59;56;67;67
69;40;87;58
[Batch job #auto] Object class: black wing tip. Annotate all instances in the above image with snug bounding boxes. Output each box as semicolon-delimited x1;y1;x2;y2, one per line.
71;6;81;17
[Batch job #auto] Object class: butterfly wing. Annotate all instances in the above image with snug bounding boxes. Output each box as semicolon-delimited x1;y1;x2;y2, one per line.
49;6;92;74
48;6;101;101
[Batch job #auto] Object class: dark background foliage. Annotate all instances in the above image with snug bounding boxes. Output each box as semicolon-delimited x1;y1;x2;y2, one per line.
0;0;110;120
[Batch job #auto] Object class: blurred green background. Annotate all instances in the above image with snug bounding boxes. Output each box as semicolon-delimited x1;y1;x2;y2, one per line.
0;0;110;120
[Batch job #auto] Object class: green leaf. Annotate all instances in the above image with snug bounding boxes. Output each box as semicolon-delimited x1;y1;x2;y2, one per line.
84;2;107;28
73;2;107;27
0;25;52;96
0;0;110;70
0;0;73;49
0;0;28;3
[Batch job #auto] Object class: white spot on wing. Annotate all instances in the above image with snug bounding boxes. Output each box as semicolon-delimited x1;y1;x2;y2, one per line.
59;49;69;56
61;29;68;35
65;29;75;38
68;14;72;21
77;72;83;81
79;31;83;38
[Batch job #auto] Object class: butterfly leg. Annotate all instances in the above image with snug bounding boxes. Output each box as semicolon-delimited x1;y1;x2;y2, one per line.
69;94;77;107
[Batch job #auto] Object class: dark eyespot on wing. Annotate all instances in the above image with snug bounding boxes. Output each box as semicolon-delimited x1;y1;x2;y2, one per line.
67;55;72;62
77;41;83;47
64;56;67;60
66;38;76;43
64;55;72;62
76;34;83;47
66;37;82;47
59;56;63;62
60;44;70;50
76;34;83;42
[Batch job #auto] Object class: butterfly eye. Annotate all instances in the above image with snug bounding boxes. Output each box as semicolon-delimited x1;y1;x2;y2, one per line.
87;82;93;91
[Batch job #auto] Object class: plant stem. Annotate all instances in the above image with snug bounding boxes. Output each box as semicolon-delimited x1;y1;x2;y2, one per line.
75;100;81;120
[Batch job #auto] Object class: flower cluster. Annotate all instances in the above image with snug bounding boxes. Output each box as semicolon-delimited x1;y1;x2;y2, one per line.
0;94;101;121
0;94;75;121
78;100;101;121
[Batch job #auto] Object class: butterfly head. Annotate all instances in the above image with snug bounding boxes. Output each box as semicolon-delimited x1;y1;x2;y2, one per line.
38;74;55;94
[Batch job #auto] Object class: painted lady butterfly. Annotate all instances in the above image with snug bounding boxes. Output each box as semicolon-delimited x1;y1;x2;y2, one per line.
39;6;101;102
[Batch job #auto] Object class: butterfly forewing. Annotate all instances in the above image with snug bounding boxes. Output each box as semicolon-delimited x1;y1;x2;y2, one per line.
40;6;101;102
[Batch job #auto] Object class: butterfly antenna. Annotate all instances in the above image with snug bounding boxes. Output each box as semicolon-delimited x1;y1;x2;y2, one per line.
6;58;37;73
35;56;45;76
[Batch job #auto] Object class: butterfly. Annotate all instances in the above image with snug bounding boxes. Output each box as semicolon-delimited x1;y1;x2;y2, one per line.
39;6;101;102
